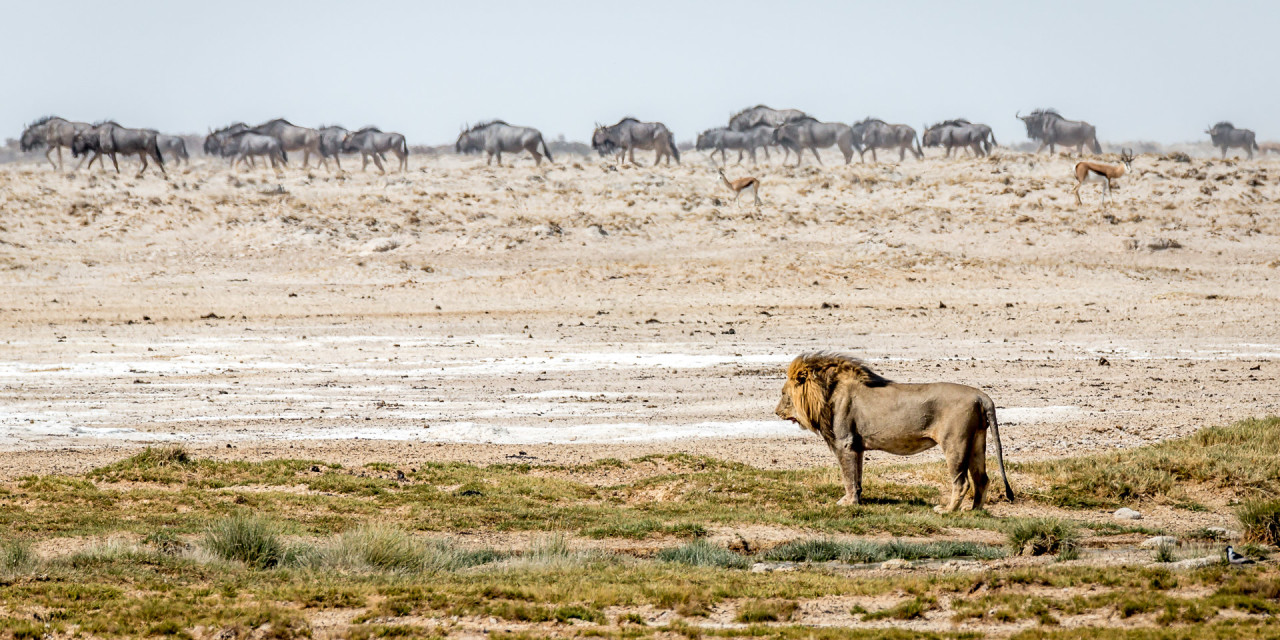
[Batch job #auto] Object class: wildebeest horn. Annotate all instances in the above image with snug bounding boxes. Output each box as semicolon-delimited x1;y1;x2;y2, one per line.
1015;110;1021;120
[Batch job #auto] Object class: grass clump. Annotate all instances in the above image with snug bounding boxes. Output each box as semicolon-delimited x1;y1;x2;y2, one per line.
862;596;937;621
204;514;284;569
656;540;750;569
1;539;36;573
1006;518;1079;556
735;599;798;623
1153;543;1177;563
1236;498;1280;546
1020;416;1280;507
761;538;1004;564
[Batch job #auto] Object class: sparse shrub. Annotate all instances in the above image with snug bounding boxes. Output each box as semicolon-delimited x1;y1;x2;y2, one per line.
204;514;284;569
735;599;798;623
656;540;749;569
331;525;424;572
1055;547;1081;562
1236;498;1280;546
618;613;646;625
1153;543;1176;563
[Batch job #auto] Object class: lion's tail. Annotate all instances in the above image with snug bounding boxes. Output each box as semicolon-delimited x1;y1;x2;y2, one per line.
982;395;1015;502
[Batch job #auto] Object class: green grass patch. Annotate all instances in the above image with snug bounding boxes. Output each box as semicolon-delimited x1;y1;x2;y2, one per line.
656;540;750;569
863;596;938;621
761;538;1005;564
1236;498;1280;546
1018;416;1280;507
735;599;798;623
203;514;284;569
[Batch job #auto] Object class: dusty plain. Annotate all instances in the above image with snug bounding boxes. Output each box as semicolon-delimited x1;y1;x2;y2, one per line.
0;148;1278;639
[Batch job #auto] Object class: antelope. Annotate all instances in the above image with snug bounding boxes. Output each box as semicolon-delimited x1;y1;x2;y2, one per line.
1073;148;1134;206
718;169;761;206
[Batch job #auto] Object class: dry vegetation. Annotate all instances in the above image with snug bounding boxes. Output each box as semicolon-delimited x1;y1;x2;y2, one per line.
1;149;1279;637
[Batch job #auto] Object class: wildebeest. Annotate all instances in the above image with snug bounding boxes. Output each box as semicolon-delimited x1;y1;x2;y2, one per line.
773;117;857;166
922;119;996;158
592;118;679;166
20;116;93;170
248;119;322;168
157;135;189;165
342;127;409;173
853;119;922;162
696;125;775;165
728;105;808;131
316;125;350;170
71;121;165;177
222;131;288;172
729;106;808;162
455;121;552;166
1205;122;1258;159
204;123;250;159
1017;109;1101;155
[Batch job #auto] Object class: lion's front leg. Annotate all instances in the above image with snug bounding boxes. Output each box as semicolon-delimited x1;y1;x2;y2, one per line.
835;448;863;506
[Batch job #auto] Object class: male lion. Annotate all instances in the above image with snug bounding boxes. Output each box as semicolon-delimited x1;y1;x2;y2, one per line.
774;352;1013;512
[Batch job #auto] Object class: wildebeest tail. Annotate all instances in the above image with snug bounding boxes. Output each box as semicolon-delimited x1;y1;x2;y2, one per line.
988;131;998;153
401;135;409;157
981;396;1015;502
668;131;680;163
1090;137;1102;154
540;135;553;163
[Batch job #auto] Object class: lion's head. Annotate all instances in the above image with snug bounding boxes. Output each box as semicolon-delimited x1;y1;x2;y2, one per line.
775;353;890;437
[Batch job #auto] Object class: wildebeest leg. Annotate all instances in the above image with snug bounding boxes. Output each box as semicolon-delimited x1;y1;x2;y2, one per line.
810;147;823;165
136;152;148;177
361;154;369;172
899;146;906;162
45;147;58;170
109;153;121;174
968;429;989;510
761;146;770;162
495;150;502;166
529;144;542;166
372;153;386;175
736;149;743;165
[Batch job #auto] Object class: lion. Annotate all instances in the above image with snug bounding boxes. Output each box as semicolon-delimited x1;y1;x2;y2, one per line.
774;352;1013;512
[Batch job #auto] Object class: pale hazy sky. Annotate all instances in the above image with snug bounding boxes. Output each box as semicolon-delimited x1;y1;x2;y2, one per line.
4;0;1276;146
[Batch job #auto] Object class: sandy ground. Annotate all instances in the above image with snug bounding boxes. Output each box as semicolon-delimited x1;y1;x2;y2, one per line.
1;149;1277;479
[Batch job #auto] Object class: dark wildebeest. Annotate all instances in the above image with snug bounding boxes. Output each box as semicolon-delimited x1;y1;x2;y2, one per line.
71;121;166;177
341;127;409;173
157;135;189;165
773;117;857;166
853;119;922;162
455;121;552;166
248;119;322;168
922;119;996;158
1017;109;1101;155
1205;122;1258;159
592;118;679;167
696;126;776;165
222;131;288;172
21;116;93;170
204;123;250;159
316;125;350;170
729;106;808;163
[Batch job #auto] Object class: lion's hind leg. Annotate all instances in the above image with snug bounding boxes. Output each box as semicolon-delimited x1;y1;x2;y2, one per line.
935;435;972;513
968;428;990;510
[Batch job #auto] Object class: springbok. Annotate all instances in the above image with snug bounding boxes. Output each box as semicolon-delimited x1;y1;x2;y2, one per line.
718;169;761;206
1073;148;1134;206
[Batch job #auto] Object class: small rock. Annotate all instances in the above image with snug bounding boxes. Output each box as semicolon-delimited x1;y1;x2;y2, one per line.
1114;507;1143;520
1140;536;1177;548
880;558;912;570
1170;556;1218;570
1098;356;1110;366
750;563;770;573
362;237;401;253
1206;527;1241;540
